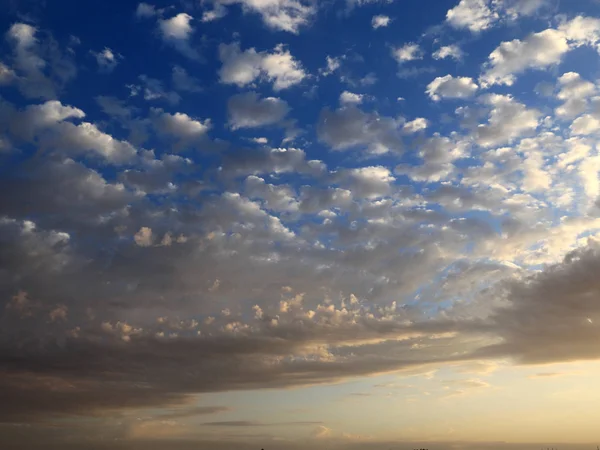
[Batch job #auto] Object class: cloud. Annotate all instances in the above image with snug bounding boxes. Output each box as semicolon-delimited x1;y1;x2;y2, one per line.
479;17;600;88
403;118;428;133
312;425;332;439
317;105;403;154
136;2;157;18
172;65;203;92
151;108;212;142
1;98;137;163
96;96;134;119
426;75;478;101
158;12;201;60
480;28;568;86
570;114;600;136
320;55;342;76
6;3;600;439
227;92;290;129
446;0;550;33
219;42;306;90
134;227;154;247
202;3;228;22
0;61;16;85
339;91;363;105
371;15;390;29
220;147;325;178
446;0;497;32
392;43;423;63
432;44;463;60
5;22;77;99
211;0;315;33
128;74;180;105
473;239;600;365
201;420;322;426
335;166;396;199
555;72;596;119
160;12;193;39
91;47;121;72
475;94;541;147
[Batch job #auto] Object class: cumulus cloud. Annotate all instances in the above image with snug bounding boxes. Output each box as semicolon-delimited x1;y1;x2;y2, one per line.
91;47;121;72
339;91;363;105
480;28;568;86
392;43;423;63
1;98;137;163
211;0;315;33
320;55;342;76
5;23;77;99
219;42;306;90
317;105;403;154
426;75;478;101
335;166;396;199
475;94;541;147
227;92;290;129
446;0;497;32
446;0;550;32
151;108;212;142
555;72;596;119
371;15;390;29
432;44;463;60
570;114;600;136
158;12;201;60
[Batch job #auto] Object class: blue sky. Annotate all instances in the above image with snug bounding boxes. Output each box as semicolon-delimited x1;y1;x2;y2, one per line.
3;0;600;448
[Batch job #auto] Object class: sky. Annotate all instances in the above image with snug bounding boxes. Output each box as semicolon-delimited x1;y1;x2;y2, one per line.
2;0;600;448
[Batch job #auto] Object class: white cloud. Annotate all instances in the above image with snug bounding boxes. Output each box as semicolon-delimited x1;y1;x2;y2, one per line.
5;22;76;99
403;118;428;133
336;166;396;199
571;114;600;136
555;72;596;119
212;0;315;33
339;91;363;105
446;0;497;32
158;13;201;59
432;44;464;60
218;42;306;90
321;55;341;76
426;75;478;101
152;109;211;140
202;3;228;22
392;43;423;63
92;47;121;72
160;13;193;39
372;15;391;29
446;0;549;33
475;94;541;147
228;92;290;129
559;15;600;52
480;28;569;86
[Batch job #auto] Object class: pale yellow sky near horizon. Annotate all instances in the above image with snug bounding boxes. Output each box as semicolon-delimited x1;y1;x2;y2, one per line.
120;359;600;445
